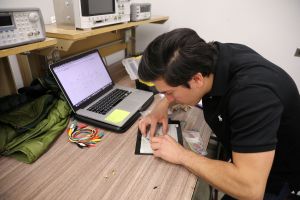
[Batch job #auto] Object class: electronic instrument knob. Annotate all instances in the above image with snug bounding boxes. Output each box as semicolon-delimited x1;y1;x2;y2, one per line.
28;12;39;22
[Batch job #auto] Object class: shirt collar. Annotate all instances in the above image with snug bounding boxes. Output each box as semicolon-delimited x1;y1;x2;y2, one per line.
204;42;231;98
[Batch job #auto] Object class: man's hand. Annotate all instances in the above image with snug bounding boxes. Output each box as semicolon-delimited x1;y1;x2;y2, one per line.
138;98;169;138
150;134;187;164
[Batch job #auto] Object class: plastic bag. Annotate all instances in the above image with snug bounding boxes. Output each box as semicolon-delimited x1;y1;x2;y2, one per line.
183;130;208;156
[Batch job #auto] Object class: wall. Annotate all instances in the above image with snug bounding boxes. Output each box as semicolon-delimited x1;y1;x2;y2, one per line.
134;0;300;88
1;0;299;87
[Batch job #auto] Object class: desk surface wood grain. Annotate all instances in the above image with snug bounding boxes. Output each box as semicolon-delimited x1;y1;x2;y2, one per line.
0;77;211;200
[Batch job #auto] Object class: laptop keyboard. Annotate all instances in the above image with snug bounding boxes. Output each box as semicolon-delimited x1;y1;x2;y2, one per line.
88;89;131;115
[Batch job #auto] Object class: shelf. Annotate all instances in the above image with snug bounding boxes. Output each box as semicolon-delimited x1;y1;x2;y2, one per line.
45;16;169;40
0;38;57;58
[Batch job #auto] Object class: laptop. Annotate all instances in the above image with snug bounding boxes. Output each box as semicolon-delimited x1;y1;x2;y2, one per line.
49;49;153;132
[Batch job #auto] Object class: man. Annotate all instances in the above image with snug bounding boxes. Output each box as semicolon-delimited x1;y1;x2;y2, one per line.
138;28;300;199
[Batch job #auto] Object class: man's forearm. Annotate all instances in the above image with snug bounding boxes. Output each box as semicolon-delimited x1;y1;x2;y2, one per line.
180;150;266;200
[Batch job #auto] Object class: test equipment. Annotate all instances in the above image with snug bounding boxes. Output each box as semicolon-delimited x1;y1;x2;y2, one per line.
130;3;151;22
53;0;131;29
0;8;46;50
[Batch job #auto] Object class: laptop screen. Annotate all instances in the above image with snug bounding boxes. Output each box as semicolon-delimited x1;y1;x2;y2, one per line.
52;51;112;107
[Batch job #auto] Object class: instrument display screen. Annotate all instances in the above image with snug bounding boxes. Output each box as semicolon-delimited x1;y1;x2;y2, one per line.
88;0;114;15
0;15;13;27
140;5;150;12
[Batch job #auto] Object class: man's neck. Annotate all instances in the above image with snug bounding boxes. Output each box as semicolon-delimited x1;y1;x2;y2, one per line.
204;73;214;95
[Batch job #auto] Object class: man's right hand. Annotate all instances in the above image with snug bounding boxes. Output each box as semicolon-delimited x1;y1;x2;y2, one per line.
138;98;169;138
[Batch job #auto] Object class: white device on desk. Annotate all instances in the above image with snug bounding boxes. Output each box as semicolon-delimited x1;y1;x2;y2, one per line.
0;8;46;50
53;0;131;30
130;3;151;22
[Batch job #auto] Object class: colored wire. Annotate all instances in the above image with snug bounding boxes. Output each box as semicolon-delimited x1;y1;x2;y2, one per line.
68;126;104;148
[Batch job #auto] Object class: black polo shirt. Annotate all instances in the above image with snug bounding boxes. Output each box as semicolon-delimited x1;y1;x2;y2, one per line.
202;42;300;193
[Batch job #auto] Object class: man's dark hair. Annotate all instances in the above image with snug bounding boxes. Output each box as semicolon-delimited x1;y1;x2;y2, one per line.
138;28;218;88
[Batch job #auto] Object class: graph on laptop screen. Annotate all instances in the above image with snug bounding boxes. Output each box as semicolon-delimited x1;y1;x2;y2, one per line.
53;52;112;106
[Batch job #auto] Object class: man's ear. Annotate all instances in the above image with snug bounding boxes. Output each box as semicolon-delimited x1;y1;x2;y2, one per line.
190;73;204;88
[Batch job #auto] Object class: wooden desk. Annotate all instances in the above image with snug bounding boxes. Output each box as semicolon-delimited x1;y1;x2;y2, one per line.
0;77;212;200
0;38;57;96
0;38;57;59
46;16;168;40
45;16;168;58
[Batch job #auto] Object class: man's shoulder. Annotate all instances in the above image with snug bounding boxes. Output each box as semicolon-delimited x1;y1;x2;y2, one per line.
216;42;257;53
